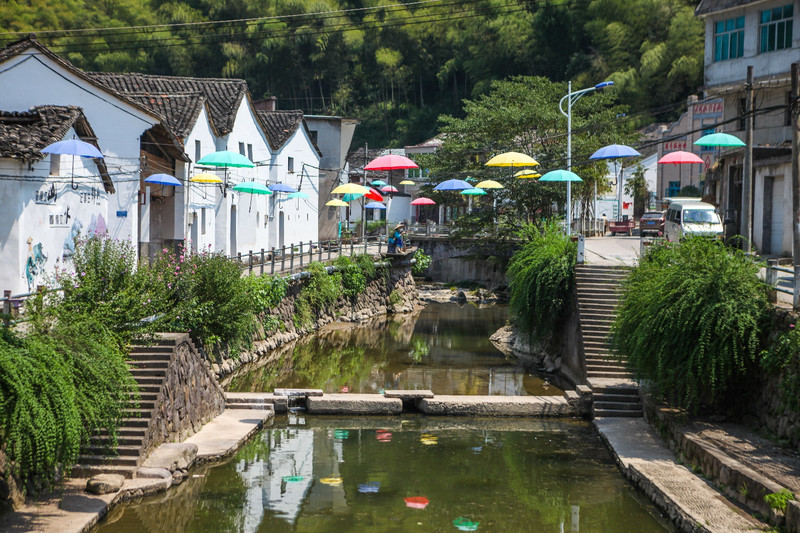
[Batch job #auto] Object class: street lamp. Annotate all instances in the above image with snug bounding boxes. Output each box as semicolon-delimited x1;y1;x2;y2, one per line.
559;80;614;234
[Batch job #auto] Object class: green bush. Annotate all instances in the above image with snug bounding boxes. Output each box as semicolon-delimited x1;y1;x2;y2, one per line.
764;488;795;512
412;249;432;276
506;222;576;341
335;256;366;299
611;238;770;411
760;325;800;414
244;274;288;314
355;253;378;280
303;262;342;312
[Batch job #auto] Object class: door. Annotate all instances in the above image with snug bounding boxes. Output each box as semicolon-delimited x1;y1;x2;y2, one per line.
770;177;784;254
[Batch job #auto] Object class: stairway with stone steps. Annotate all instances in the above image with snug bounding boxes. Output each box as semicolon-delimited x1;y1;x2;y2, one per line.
575;264;642;418
74;340;176;478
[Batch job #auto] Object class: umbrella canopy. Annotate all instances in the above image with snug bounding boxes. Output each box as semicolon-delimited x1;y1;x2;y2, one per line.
485;151;539;167
144;173;182;187
366;188;384;201
539;169;583;182
287;191;309;199
190;172;223;183
399;180;415;185
232;181;272;195
364;154;418;171
42;139;104;158
370;179;388;187
694;132;745;147
514;170;541;178
364;201;387;209
411;197;436;206
197;150;255;168
475;180;504;189
342;192;365;202
268;183;297;193
332;183;369;195
381;185;399;193
461;187;487;196
658;151;704;165
589;144;641;159
326;199;348;207
434;179;472;191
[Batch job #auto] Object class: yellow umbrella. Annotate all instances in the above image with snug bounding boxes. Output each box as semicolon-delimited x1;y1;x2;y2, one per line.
326;199;348;207
331;183;369;195
190;172;223;183
513;169;541;179
399;180;415;185
485;151;539;167
475;180;504;189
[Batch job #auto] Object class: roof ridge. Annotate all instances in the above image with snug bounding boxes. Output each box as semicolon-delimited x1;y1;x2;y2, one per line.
87;71;248;85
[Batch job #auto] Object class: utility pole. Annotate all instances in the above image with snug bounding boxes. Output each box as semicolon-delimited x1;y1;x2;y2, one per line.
791;62;799;310
742;66;754;252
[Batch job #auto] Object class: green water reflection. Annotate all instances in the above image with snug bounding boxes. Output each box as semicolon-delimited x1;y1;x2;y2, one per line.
227;303;558;396
94;417;669;533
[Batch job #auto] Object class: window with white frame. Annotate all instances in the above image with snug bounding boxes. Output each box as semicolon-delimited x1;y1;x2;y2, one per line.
760;4;793;53
714;16;745;61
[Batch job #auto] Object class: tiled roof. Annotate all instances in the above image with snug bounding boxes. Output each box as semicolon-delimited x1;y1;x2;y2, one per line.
88;72;248;136
124;93;205;138
0;105;115;192
256;110;305;150
696;0;762;16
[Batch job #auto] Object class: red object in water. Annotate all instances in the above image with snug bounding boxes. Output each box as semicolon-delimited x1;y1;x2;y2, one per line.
404;496;429;509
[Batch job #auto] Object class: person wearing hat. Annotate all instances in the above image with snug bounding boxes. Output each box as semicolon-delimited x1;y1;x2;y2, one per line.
389;223;405;253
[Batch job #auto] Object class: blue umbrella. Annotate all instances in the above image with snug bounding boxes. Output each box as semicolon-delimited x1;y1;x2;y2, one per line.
589;144;641;159
539;169;583;182
287;191;309;199
144;173;182;187
269;183;297;193
41;139;103;159
434;179;472;191
364;201;387;210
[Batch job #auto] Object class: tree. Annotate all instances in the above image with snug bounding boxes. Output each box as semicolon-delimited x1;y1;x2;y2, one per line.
624;164;650;217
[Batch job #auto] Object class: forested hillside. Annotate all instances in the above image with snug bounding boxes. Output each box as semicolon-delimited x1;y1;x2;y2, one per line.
0;0;704;147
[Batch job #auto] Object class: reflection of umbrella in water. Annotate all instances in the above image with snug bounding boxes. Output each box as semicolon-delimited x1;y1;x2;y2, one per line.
453;517;480;531
41;138;104;190
320;476;343;486
376;429;392;442
420;434;438;445
333;429;350;439
404;496;429;509
282;475;304;483
358;481;381;493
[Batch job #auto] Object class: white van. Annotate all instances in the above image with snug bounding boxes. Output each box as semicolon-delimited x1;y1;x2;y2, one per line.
665;201;723;242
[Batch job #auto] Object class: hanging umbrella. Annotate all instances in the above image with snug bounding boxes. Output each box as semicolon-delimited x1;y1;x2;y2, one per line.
371;179;388;187
197;150;255;168
269;183;297;193
332;183;369;195
190;172;223;183
514;170;541;178
144;173;182;187
399;180;415;185
41;138;105;190
589;144;641;159
366;188;384;201
287;191;309;199
475;180;504;189
233;181;272;194
694;132;745;147
485;151;539;167
342;192;366;202
364;201;387;210
539;169;583;182
326;199;348;207
461;187;487;196
434;179;472;191
381;185;399;193
411;197;436;206
658;151;704;164
364;154;418;171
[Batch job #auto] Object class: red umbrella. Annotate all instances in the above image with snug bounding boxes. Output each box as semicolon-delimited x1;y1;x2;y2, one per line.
404;496;429;509
411;197;436;206
366;188;384;201
657;151;703;165
364;154;419;171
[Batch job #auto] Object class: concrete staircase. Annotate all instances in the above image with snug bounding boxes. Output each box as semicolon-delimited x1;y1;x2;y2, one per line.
575;264;642;418
74;339;176;478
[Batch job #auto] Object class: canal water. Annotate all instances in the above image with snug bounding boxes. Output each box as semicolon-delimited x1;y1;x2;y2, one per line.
94;416;669;532
227;302;559;396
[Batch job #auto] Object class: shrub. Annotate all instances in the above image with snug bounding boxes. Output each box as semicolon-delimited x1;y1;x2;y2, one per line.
760;325;800;414
611;238;770;411
245;274;288;314
506;222;576;341
355;253;378;280
303;262;341;312
412;249;432;276
764;489;795;512
335;256;366;299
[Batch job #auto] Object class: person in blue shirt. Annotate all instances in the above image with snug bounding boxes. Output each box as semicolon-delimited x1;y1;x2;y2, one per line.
389;223;405;253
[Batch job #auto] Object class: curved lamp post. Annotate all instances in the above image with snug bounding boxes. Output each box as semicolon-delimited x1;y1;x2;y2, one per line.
559;80;614;234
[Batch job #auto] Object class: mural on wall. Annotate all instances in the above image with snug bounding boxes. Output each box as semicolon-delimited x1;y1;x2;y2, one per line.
24;237;48;291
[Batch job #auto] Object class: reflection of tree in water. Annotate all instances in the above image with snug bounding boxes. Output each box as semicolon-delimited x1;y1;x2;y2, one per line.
125;471;210;533
408;337;430;362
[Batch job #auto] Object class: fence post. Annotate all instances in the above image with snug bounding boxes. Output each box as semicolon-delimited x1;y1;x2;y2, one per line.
328;241;332;261
290;246;295;271
299;242;304;268
281;247;286;272
260;248;265;275
270;248;276;274
309;241;313;264
350;239;354;257
318;240;323;262
766;258;779;286
378;236;382;254
3;290;10;327
248;250;253;273
237;252;242;266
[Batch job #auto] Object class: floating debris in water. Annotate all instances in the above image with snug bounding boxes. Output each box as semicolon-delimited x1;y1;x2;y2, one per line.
404;496;429;509
358;481;381;493
453;517;480;531
282;475;304;483
320;476;343;486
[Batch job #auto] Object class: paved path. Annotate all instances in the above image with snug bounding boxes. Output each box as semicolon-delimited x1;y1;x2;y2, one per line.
584;235;640;266
595;418;768;532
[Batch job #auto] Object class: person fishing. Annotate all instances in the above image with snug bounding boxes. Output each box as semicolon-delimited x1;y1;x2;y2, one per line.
388;223;405;253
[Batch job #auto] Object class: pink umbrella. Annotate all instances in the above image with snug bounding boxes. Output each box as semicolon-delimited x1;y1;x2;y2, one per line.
657;151;704;165
404;496;429;509
381;185;399;193
364;154;419;171
411;197;436;206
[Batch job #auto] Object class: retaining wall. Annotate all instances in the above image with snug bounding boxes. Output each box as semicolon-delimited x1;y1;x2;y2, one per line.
413;237;514;288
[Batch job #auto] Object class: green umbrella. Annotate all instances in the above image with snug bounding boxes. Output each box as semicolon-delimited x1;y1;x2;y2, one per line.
694;132;745;147
342;192;366;202
233;181;272;194
460;187;487;195
539;169;583;182
197;150;255;168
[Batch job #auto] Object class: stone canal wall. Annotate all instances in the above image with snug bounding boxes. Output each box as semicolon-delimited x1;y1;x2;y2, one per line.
413;237;514;289
208;261;417;380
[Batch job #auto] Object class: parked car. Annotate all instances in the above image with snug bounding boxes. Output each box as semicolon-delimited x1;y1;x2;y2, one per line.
665;201;723;242
639;211;665;237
